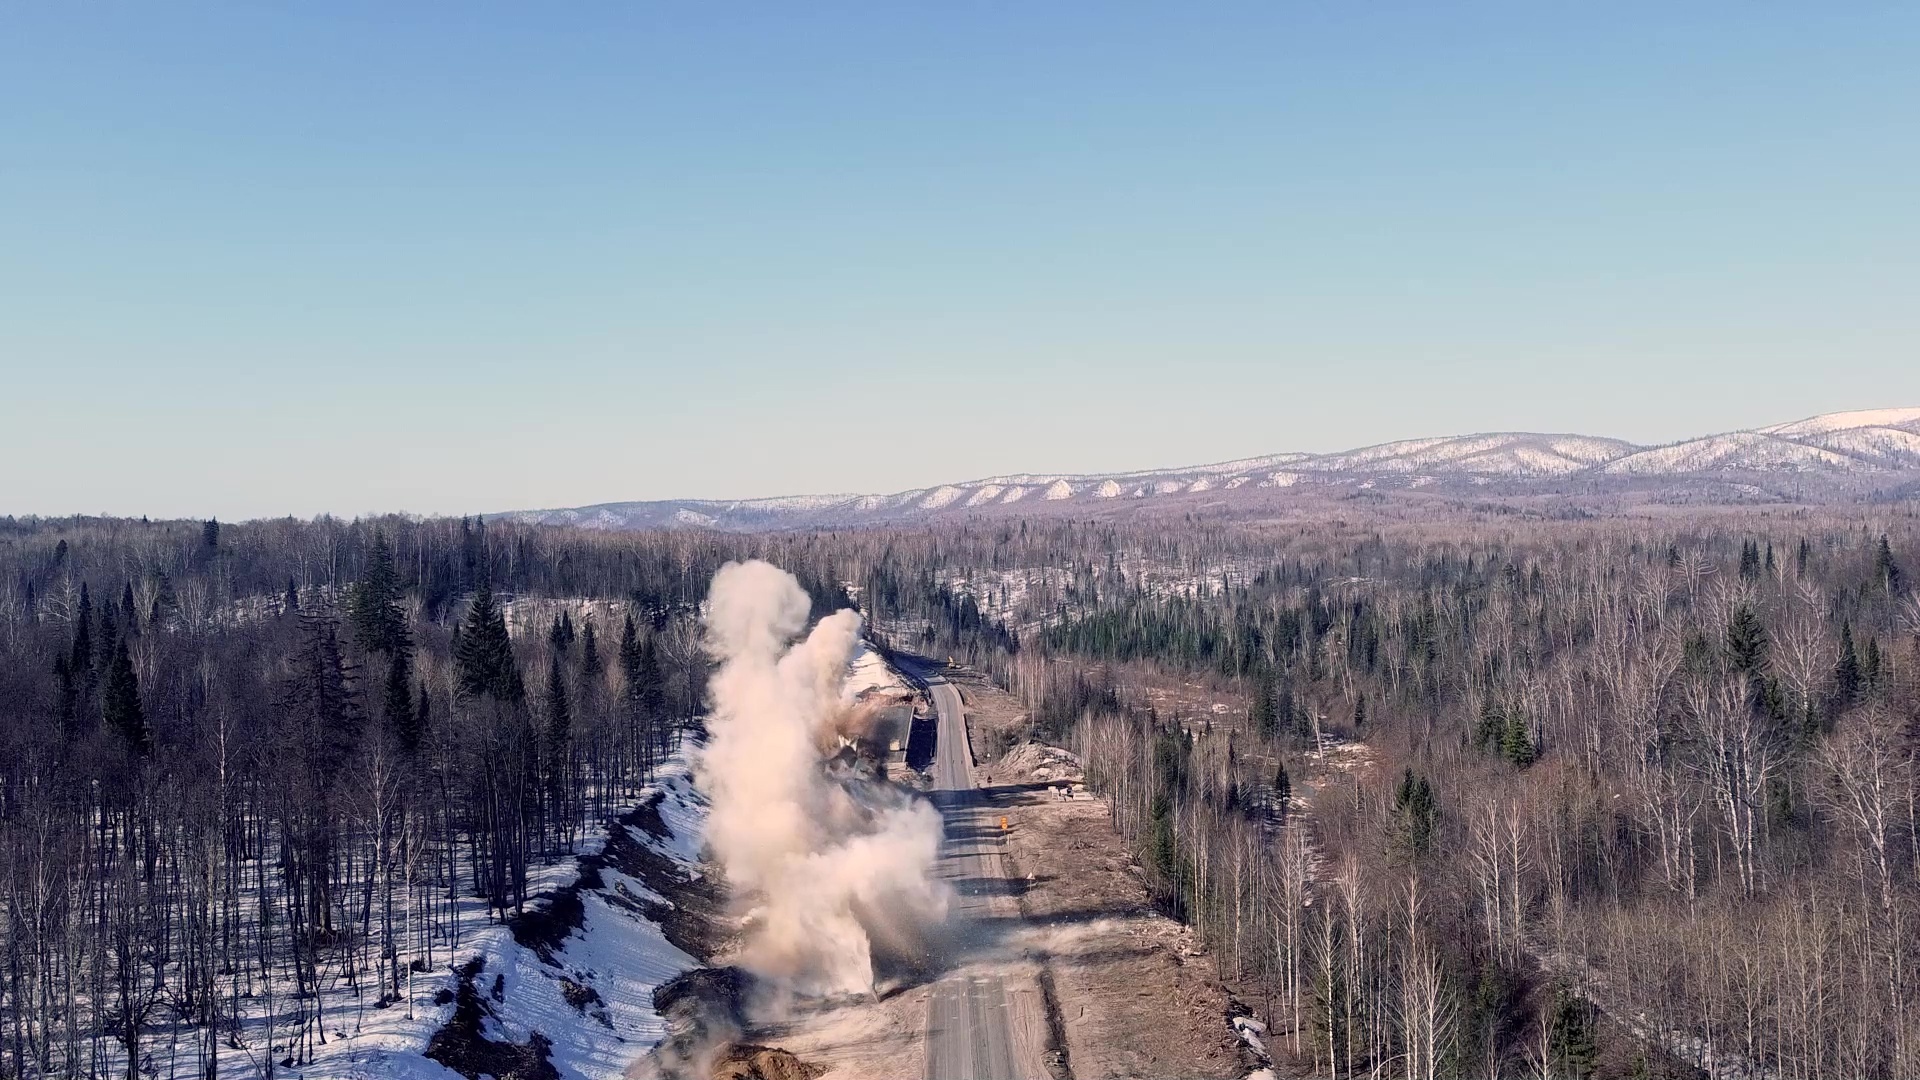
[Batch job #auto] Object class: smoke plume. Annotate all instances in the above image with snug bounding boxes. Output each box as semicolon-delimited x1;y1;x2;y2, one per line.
698;560;949;998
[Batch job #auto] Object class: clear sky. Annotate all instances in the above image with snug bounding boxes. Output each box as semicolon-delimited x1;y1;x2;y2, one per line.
3;4;1917;520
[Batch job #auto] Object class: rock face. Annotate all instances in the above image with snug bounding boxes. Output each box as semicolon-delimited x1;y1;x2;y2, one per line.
637;966;825;1080
641;966;751;1079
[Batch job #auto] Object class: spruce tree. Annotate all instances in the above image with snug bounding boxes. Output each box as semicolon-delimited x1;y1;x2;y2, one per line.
1273;762;1292;819
1502;712;1536;767
70;583;94;694
1834;622;1862;708
1726;604;1768;675
1476;697;1506;751
581;621;601;679
101;631;150;756
348;531;409;656
1550;985;1599;1078
455;579;522;703
121;582;139;637
1251;677;1279;740
1874;534;1903;593
545;653;573;804
384;651;420;754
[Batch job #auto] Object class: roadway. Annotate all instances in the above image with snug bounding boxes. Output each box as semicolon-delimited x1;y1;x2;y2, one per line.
919;669;1045;1080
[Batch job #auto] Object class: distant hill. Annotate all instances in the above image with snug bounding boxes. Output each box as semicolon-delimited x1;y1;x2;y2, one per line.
505;407;1920;529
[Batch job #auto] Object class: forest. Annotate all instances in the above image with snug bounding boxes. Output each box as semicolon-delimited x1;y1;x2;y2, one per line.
969;508;1920;1079
3;504;1919;1079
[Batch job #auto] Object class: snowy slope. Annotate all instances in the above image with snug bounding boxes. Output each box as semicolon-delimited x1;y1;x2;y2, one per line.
503;406;1920;527
290;751;705;1080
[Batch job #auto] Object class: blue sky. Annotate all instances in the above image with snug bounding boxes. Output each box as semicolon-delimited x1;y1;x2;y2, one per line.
3;4;1916;519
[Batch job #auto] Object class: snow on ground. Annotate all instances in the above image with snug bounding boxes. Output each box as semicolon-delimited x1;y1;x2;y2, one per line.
919;485;966;510
290;752;705;1080
844;640;911;699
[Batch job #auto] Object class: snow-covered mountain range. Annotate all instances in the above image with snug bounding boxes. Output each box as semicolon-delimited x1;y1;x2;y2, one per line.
508;408;1920;529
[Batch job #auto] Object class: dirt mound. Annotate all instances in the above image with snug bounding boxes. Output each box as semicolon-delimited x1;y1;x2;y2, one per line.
711;1044;825;1080
996;741;1083;785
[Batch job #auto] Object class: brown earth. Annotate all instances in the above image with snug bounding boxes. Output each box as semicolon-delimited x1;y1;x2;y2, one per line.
947;668;1255;1080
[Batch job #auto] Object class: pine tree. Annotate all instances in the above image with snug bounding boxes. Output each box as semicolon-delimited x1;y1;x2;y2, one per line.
1834;622;1862;708
1393;768;1438;854
544;653;573;810
1550;985;1599;1078
70;583;94;694
1476;697;1506;751
455;579;523;703
1874;534;1903;593
1251;677;1279;740
101;630;150;756
384;651;420;754
581;621;601;679
348;531;410;656
1502;712;1536;767
1726;603;1769;675
290;611;361;776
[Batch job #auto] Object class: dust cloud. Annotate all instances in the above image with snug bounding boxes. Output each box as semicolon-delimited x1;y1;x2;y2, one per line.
698;559;949;998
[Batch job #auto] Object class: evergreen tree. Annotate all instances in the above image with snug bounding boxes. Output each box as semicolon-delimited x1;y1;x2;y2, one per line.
581;620;601;679
101;630;150;756
1550;984;1599;1078
1874;534;1903;593
1764;541;1776;575
1726;603;1769;675
1475;697;1506;751
415;682;432;749
455;579;523;703
348;531;410;656
637;637;665;718
1352;694;1367;730
1393;768;1438;854
544;653;573;807
1834;622;1862;708
70;583;94;693
1273;761;1292;819
1502;712;1536;767
290;611;361;777
618;613;640;685
202;517;220;549
1739;540;1761;580
120;581;139;637
1863;636;1882;691
283;576;299;615
1251;677;1279;740
384;651;420;754
1797;537;1811;576
152;571;180;627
